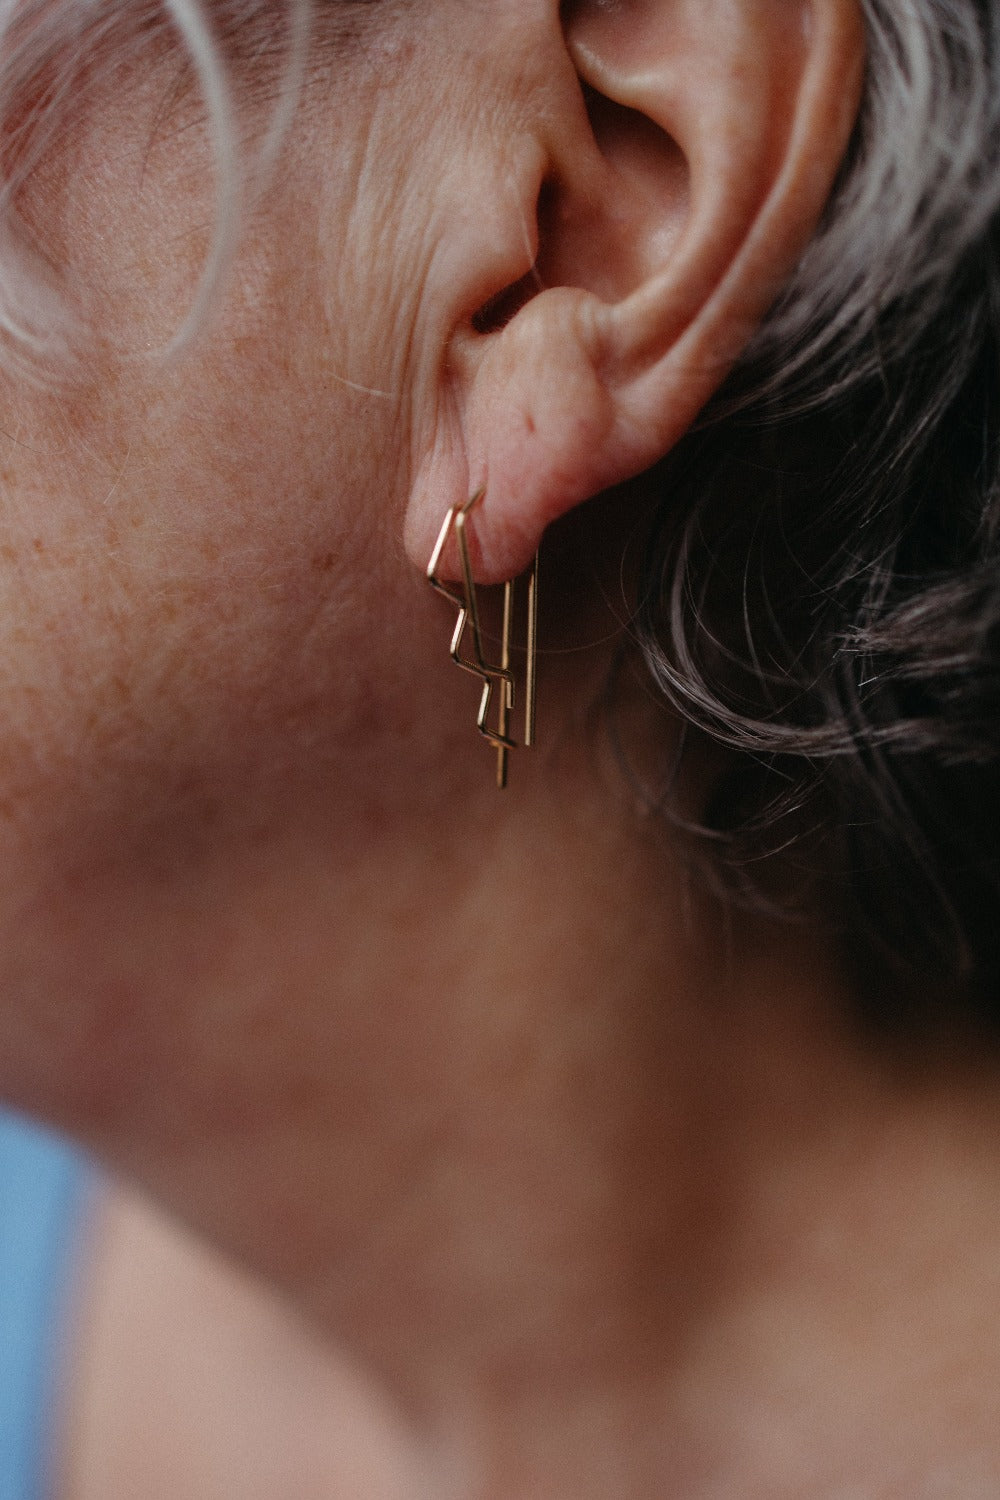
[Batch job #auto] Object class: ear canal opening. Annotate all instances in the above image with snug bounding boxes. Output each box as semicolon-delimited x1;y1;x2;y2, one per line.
471;183;556;334
471;267;542;335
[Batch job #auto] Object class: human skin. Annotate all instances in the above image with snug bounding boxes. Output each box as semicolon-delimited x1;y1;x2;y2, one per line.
3;3;1000;1498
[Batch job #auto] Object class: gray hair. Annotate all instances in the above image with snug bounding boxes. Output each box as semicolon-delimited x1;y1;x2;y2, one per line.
637;0;1000;1028
757;0;1000;403
0;0;307;368
0;1;987;365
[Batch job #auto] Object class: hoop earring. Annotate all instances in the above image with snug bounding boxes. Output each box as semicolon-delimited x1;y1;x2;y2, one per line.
427;489;538;789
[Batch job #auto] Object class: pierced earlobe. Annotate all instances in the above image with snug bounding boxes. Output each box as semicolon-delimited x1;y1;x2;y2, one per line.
427;490;538;789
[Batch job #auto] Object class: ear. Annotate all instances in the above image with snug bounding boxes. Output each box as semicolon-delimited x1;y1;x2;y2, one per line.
405;0;864;584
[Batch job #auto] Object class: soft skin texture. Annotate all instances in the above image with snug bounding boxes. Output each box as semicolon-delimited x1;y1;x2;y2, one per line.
5;4;1000;1500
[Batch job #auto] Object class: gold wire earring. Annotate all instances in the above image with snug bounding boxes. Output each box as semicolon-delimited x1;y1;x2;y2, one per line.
427;489;538;789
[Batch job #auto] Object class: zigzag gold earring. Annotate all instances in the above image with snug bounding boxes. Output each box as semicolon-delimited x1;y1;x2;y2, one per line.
427;489;538;789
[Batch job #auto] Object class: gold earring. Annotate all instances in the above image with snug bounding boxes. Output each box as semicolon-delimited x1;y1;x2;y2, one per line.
427;489;538;789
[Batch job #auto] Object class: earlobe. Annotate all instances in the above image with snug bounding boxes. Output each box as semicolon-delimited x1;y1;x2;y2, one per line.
406;0;865;585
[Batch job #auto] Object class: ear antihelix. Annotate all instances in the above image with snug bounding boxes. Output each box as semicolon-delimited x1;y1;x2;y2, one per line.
409;0;863;619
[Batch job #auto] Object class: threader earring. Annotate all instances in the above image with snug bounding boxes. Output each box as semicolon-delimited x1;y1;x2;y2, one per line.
427;489;538;789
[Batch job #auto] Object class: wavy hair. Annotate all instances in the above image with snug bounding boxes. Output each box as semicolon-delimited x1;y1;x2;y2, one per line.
637;0;1000;1029
0;0;308;370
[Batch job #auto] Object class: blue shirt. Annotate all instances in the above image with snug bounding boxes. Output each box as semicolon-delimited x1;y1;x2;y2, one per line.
0;1112;92;1500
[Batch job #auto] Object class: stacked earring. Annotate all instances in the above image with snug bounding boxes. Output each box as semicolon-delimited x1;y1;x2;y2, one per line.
427;489;538;789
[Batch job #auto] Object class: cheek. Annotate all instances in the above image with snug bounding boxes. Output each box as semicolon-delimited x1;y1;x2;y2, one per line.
99;347;407;749
2;27;461;822
0;244;418;846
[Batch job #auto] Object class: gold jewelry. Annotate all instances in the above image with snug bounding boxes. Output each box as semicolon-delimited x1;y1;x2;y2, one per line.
427;489;538;789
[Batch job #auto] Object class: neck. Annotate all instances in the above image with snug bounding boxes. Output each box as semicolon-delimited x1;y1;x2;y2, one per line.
2;595;999;1497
